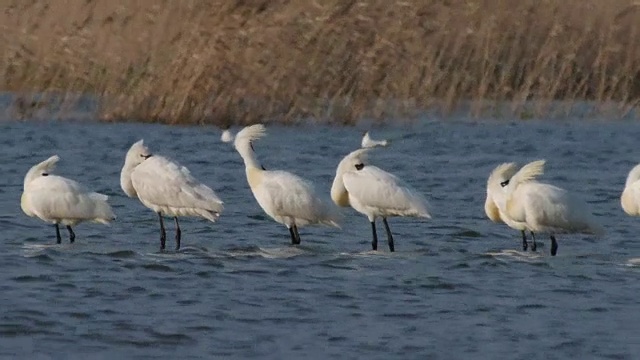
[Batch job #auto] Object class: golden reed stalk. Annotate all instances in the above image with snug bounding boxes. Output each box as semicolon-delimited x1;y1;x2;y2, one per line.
1;0;639;124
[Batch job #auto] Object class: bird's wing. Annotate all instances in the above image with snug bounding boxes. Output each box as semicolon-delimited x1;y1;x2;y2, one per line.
343;166;430;218
256;170;338;224
131;156;223;212
524;182;603;235
25;175;113;221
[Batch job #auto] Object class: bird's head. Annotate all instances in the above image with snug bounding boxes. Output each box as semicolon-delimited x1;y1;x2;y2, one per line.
24;155;60;189
336;148;371;177
487;162;519;195
124;139;153;167
234;124;266;152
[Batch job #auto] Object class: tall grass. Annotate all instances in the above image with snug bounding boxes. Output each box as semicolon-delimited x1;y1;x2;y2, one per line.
1;0;639;124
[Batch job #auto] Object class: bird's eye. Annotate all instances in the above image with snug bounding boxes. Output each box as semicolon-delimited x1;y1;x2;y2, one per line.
355;163;364;170
500;179;510;187
42;173;49;177
141;154;152;159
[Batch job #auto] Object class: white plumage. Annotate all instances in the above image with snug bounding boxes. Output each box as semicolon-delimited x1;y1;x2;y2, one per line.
234;124;340;245
120;140;224;250
485;162;533;250
361;131;388;148
621;164;640;216
331;148;430;252
501;160;604;256
221;129;235;143
21;155;115;243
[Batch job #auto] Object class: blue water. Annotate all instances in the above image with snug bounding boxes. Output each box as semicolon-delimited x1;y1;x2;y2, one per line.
1;118;639;359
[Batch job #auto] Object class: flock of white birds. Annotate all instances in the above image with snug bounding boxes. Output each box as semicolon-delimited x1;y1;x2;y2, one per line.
22;124;628;256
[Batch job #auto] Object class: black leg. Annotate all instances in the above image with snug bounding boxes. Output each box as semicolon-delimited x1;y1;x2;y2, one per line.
382;217;395;252
292;224;301;245
67;225;75;243
174;217;181;251
55;223;61;244
370;221;378;251
531;231;537;252
288;226;297;245
521;230;528;251
550;235;558;256
158;212;166;251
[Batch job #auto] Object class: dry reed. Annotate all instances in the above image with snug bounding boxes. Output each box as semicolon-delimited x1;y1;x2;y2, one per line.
1;0;639;125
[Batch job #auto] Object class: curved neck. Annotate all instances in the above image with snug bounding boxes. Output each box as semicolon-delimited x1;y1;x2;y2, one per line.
24;156;59;190
626;165;640;188
120;162;138;198
23;167;41;190
487;184;507;213
236;139;262;169
331;168;350;207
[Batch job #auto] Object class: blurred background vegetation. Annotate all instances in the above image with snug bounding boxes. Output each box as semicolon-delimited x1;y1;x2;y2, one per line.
1;0;639;124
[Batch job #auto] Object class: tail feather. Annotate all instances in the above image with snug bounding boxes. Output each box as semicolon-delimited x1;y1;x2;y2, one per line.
92;198;116;224
198;209;221;223
89;192;109;202
321;203;343;228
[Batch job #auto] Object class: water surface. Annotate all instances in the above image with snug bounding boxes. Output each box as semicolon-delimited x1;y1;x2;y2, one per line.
1;119;639;359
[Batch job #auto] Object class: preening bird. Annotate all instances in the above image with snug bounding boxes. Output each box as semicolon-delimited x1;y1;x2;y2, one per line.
21;155;115;243
120;140;224;251
500;160;604;256
361;131;388;148
485;162;535;251
233;124;340;245
621;164;640;216
331;148;431;252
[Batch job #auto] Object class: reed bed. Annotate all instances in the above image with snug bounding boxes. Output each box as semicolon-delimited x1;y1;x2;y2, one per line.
1;0;640;125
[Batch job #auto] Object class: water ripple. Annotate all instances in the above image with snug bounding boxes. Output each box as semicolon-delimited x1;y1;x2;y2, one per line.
1;119;640;359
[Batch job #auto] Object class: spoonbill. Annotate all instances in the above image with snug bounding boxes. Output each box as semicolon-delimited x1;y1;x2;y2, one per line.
501;160;604;256
621;164;640;216
233;124;340;245
361;131;388;148
21;155;115;243
120;140;224;251
331;148;431;252
221;127;234;143
485;162;536;251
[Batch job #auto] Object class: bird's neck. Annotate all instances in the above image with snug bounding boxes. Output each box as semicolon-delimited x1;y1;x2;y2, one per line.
626;165;640;188
237;142;263;170
120;162;138;198
330;171;350;207
246;167;264;190
23;171;38;191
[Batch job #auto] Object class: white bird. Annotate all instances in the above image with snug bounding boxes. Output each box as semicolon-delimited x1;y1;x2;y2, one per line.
233;124;340;245
501;160;604;256
331;148;431;252
20;155;115;244
621;164;640;216
120;140;224;251
361;131;388;148
221;128;234;143
485;162;535;251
